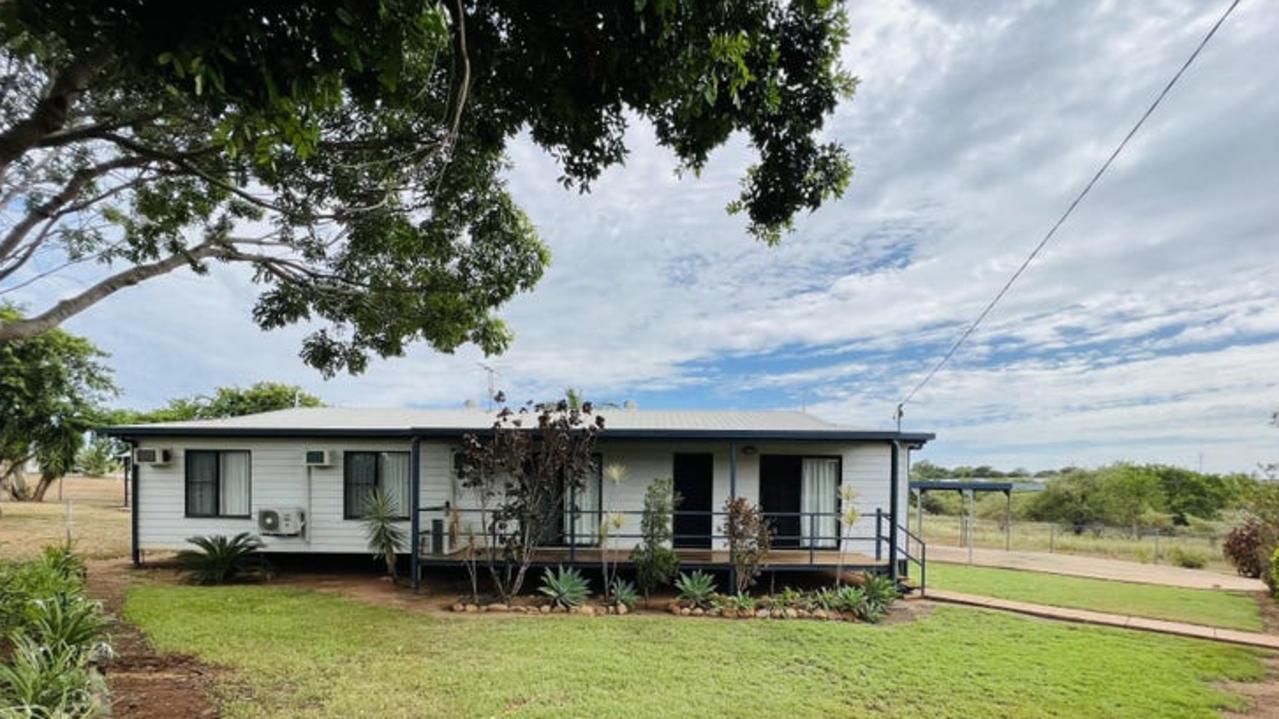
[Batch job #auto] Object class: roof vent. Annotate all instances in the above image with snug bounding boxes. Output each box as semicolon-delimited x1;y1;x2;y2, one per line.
623;400;638;410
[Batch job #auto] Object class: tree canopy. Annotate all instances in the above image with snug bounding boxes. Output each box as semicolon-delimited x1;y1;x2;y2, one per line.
0;0;855;374
0;304;115;499
114;381;324;424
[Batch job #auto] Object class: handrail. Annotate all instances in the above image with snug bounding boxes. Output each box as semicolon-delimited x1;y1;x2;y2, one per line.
893;522;928;597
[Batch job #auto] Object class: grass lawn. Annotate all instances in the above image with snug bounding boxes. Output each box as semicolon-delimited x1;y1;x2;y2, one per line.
125;584;1268;719
0;475;131;560
928;563;1263;631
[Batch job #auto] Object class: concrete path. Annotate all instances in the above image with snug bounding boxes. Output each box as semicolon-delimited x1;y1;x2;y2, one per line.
927;589;1279;650
928;545;1267;592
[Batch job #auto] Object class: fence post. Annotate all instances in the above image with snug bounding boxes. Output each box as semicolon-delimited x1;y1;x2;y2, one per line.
65;499;73;544
1049;525;1055;554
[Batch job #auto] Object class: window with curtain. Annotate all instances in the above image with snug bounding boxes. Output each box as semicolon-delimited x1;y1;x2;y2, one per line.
800;457;840;548
344;451;411;519
563;458;603;546
185;450;251;518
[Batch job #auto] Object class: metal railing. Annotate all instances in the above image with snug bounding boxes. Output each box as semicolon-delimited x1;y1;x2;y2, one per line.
417;503;892;568
895;522;928;596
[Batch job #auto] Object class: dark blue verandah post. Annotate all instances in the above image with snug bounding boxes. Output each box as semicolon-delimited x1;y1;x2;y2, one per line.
728;440;737;594
410;436;422;592
888;441;900;583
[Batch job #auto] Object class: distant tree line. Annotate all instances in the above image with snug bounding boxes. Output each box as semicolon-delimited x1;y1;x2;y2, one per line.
912;460;1260;537
1;306;322;500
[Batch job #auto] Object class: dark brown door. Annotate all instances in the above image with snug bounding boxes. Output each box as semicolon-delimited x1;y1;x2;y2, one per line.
760;455;803;548
673;453;713;548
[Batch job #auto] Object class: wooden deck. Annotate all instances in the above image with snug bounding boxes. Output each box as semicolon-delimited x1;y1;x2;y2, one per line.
419;545;882;569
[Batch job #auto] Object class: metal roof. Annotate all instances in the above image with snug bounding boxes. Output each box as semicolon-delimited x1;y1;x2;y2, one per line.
102;407;935;443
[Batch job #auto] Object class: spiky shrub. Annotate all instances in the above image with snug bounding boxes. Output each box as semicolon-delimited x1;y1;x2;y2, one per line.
539;566;591;608
39;543;87;581
673;570;717;609
609;578;639;609
722;592;755;612
362;490;407;580
832;586;868;616
1270;547;1279;596
177;533;268;585
0;556;84;637
860;574;900;622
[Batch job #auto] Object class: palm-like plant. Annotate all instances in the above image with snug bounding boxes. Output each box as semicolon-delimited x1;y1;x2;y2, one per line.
363;490;407;580
177;533;268;585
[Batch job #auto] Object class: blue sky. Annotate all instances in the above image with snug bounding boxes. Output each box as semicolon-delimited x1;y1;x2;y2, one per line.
6;0;1278;473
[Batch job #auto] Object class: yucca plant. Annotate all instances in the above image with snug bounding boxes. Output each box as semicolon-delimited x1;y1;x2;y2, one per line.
177;533;268;585
362;490;407;580
539;565;591;608
609;578;639;610
673;570;717;609
832;585;868;617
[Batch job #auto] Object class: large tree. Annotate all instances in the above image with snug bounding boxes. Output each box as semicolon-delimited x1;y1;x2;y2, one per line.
0;305;115;500
128;380;324;423
0;0;855;374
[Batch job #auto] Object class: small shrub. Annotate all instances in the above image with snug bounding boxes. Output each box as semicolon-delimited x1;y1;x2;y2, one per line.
538;565;590;608
1223;519;1269;578
861;574;900;621
0;635;105;717
721;497;772;594
775;586;805;609
177;533;269;585
674;570;717;609
632;545;680;599
1168;547;1208;570
26;596;111;652
832;586;868;616
1269;546;1279;596
609;578;639;609
716;592;755;612
39;543;87;581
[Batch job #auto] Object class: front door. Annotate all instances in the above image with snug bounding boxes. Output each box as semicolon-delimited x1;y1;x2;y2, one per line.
672;453;713;548
760;455;803;548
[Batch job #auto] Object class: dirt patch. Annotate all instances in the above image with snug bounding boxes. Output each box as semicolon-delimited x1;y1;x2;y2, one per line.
87;559;220;719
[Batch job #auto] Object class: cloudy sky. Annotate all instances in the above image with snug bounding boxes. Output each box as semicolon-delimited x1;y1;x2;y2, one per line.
9;0;1278;473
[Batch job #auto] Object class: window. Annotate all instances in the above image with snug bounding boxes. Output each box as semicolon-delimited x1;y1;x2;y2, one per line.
344;451;411;519
185;450;251;518
563;455;604;546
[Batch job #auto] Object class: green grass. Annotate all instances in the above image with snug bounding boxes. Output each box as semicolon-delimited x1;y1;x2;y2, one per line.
124;584;1267;719
928;563;1263;631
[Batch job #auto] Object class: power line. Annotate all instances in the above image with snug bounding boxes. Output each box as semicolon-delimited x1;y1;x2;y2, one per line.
895;0;1242;428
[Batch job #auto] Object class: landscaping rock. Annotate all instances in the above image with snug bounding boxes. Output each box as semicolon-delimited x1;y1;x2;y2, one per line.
464;604;479;613
755;609;769;619
784;608;798;619
553;605;567;613
488;603;508;613
451;603;464;613
539;605;551;614
770;609;785;620
617;604;629;615
669;604;682;615
582;606;596;616
813;609;827;620
797;609;810;619
680;607;691;616
691;607;705;616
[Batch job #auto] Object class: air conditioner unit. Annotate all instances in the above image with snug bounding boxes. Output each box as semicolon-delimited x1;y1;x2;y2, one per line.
258;507;305;536
133;447;172;465
423;518;454;556
303;449;332;467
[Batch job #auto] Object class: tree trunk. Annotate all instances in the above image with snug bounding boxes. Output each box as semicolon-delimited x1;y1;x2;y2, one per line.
30;472;59;502
0;56;101;180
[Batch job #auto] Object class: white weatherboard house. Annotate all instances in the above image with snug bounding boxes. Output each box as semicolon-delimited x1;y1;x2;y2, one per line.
105;407;934;588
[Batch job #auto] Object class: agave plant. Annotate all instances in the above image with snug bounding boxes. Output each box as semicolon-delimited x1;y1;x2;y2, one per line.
362;490;407;580
832;585;868;616
609;578;639;609
861;573;900;620
673;570;717;609
539;566;591;608
177;533;268;585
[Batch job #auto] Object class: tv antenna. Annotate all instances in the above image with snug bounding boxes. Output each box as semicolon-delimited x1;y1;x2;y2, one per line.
476;362;499;410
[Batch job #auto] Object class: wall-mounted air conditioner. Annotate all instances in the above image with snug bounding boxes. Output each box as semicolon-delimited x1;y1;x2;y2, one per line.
303;449;332;467
133;447;172;465
258;507;305;536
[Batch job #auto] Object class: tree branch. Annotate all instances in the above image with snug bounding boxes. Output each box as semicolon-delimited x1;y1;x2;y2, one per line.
0;242;219;342
0;54;104;180
0;156;144;263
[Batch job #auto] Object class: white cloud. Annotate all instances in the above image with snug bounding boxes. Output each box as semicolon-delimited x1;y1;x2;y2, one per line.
5;0;1277;473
